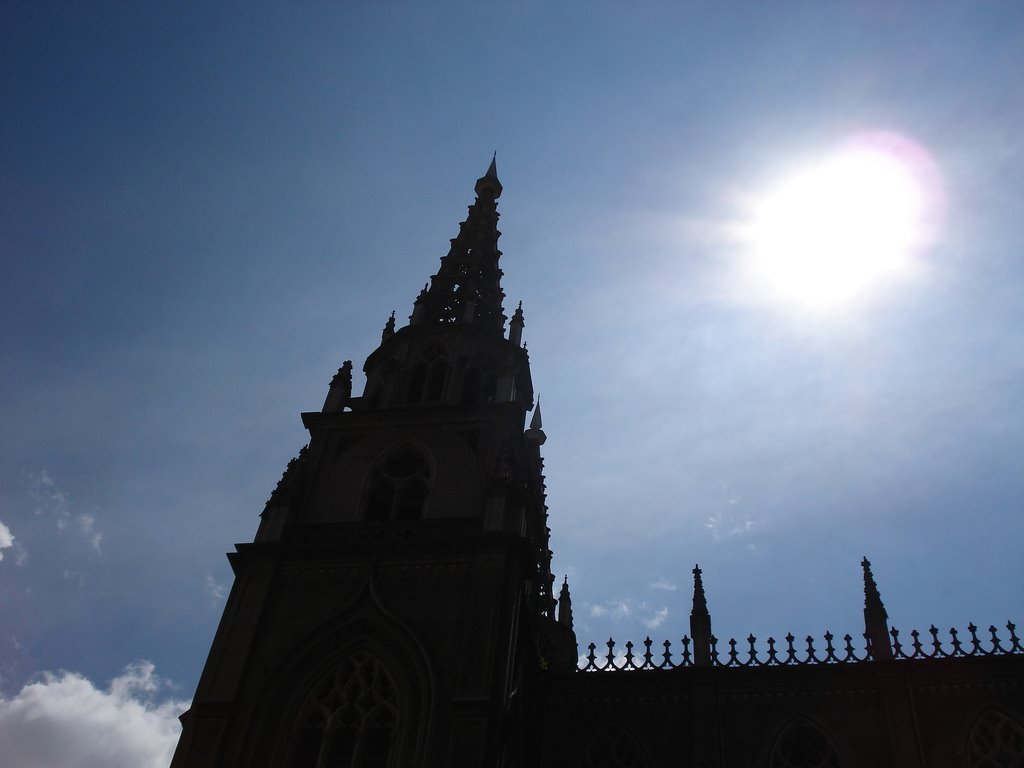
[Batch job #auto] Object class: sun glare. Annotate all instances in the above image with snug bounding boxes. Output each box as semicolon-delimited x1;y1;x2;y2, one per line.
739;133;941;310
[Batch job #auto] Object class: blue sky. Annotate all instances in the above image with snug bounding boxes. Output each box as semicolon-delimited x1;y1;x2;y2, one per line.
2;3;1023;764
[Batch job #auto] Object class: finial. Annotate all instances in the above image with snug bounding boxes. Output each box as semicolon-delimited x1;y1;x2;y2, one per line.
691;564;708;615
509;301;525;346
557;575;573;628
322;361;353;412
861;557;886;618
690;563;713;666
861;556;893;660
530;397;543;430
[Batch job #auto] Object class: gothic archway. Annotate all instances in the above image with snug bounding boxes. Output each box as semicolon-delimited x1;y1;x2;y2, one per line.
967;708;1024;768
769;717;842;768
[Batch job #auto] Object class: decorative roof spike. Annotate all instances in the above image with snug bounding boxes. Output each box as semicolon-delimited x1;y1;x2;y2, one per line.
861;556;893;660
557;575;574;629
381;310;396;342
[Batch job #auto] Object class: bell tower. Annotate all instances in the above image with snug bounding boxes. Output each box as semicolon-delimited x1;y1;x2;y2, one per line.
171;159;575;768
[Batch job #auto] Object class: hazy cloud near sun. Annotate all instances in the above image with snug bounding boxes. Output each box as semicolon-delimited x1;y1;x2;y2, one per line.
0;661;187;768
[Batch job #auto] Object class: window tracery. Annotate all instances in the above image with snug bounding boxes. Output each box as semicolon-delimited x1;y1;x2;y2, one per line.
579;724;649;768
769;720;841;768
287;651;399;768
968;708;1024;768
460;353;497;406
406;344;449;403
364;446;432;522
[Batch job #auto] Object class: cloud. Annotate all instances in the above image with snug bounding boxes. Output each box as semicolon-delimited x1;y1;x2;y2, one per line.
0;661;187;768
27;470;103;555
649;578;677;591
76;514;103;554
0;521;13;560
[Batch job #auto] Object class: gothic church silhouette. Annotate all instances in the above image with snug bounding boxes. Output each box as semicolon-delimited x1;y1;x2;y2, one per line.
171;160;1024;767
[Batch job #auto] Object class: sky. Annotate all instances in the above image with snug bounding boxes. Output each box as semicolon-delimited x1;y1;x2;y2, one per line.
2;2;1023;765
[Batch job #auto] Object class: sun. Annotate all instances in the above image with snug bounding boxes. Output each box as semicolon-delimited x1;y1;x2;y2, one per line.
737;133;942;310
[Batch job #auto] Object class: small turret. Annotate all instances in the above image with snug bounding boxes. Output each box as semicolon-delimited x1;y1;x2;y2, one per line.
862;557;893;660
690;564;713;667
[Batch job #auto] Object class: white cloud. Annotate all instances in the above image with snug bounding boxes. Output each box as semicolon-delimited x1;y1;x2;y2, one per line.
0;661;188;768
649;578;677;591
0;521;13;560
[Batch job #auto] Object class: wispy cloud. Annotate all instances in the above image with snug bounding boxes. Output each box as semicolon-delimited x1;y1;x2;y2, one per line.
0;661;188;768
705;510;756;541
643;607;670;630
204;575;226;607
28;470;104;555
586;598;669;633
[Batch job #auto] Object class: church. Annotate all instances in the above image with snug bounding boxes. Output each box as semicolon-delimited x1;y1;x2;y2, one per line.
170;160;1024;767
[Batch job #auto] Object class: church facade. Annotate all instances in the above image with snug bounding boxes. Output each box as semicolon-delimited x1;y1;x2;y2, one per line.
171;161;1024;768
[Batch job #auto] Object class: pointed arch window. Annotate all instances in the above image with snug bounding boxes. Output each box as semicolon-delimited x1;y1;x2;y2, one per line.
406;344;449;404
769;719;841;768
579;723;649;768
286;651;399;768
364;446;432;522
968;708;1024;768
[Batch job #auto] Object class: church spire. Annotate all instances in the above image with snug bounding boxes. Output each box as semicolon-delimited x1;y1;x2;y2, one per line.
413;157;507;334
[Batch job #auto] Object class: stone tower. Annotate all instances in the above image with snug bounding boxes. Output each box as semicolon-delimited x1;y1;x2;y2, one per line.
171;159;575;768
